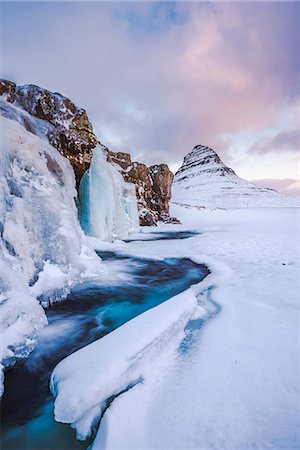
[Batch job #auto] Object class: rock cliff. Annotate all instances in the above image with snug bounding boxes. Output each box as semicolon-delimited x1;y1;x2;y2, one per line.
0;79;97;187
0;79;177;225
107;151;178;225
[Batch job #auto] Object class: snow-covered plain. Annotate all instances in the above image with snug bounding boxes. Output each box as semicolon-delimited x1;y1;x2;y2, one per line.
51;205;299;449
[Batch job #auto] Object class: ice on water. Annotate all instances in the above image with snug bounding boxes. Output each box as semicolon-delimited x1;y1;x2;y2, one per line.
50;286;209;441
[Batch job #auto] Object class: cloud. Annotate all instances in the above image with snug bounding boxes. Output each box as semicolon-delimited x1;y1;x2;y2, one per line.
250;178;300;199
1;1;299;177
247;128;300;155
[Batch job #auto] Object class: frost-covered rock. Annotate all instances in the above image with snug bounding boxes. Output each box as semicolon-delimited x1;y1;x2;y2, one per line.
0;80;177;225
0;80;98;188
173;144;298;208
0;109;101;394
108;151;179;225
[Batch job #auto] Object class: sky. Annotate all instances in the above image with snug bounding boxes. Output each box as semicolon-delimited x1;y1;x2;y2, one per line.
1;1;299;197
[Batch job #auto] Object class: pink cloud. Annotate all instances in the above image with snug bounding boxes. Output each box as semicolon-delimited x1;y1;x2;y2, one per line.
251;179;300;199
1;1;299;179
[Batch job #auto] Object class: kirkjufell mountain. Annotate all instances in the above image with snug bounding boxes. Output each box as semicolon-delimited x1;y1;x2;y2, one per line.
172;145;297;208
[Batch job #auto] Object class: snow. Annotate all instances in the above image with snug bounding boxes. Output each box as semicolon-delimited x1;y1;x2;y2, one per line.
50;273;213;440
51;205;299;449
79;145;139;242
0;98;140;396
0;110;101;394
173;145;299;208
0;97;53;140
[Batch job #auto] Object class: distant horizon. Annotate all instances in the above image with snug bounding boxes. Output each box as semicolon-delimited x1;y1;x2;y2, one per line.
1;1;299;198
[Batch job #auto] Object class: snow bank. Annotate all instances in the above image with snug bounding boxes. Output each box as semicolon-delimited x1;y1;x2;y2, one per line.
96;205;299;449
50;284;210;440
0;112;101;394
79;146;139;242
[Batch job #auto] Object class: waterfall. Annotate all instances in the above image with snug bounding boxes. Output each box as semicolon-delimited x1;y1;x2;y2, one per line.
79;146;139;242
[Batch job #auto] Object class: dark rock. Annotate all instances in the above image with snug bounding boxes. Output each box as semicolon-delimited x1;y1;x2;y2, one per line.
107;151;178;225
0;80;179;225
107;151;132;170
0;81;97;188
150;164;173;213
0;80;16;102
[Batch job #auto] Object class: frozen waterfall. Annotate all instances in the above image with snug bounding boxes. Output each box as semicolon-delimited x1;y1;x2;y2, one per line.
79;146;139;242
0;110;100;395
0;98;139;396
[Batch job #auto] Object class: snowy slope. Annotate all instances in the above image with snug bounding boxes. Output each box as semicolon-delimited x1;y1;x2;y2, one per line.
172;145;298;208
0;110;101;395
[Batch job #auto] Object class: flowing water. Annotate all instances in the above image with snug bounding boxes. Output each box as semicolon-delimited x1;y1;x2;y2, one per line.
1;232;208;450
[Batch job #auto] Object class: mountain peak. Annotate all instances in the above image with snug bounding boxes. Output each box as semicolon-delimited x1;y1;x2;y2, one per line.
175;144;236;182
173;144;296;209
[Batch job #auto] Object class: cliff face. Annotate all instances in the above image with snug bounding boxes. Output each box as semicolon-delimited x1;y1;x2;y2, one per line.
0;80;97;187
0;79;177;225
107;151;178;225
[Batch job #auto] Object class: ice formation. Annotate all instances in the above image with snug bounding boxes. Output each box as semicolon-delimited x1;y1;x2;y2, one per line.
0;97;140;395
79;145;139;242
0;108;101;395
50;285;209;441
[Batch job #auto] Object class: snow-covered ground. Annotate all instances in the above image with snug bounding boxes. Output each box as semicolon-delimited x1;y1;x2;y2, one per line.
52;205;299;449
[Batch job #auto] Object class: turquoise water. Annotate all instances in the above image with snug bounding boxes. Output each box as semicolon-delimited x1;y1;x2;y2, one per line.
1;241;208;450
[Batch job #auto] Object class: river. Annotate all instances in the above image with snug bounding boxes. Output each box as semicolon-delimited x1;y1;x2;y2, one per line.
1;231;208;449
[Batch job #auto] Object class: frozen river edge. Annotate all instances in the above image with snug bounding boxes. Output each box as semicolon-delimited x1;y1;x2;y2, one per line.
76;206;299;450
50;229;227;448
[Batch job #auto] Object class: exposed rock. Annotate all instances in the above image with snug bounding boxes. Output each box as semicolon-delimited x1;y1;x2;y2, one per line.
150;164;173;212
0;80;16;102
0;79;178;225
0;81;97;187
107;150;178;225
108;151;132;170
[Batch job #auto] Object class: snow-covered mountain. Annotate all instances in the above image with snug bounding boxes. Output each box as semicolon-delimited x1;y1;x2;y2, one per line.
172;145;298;208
